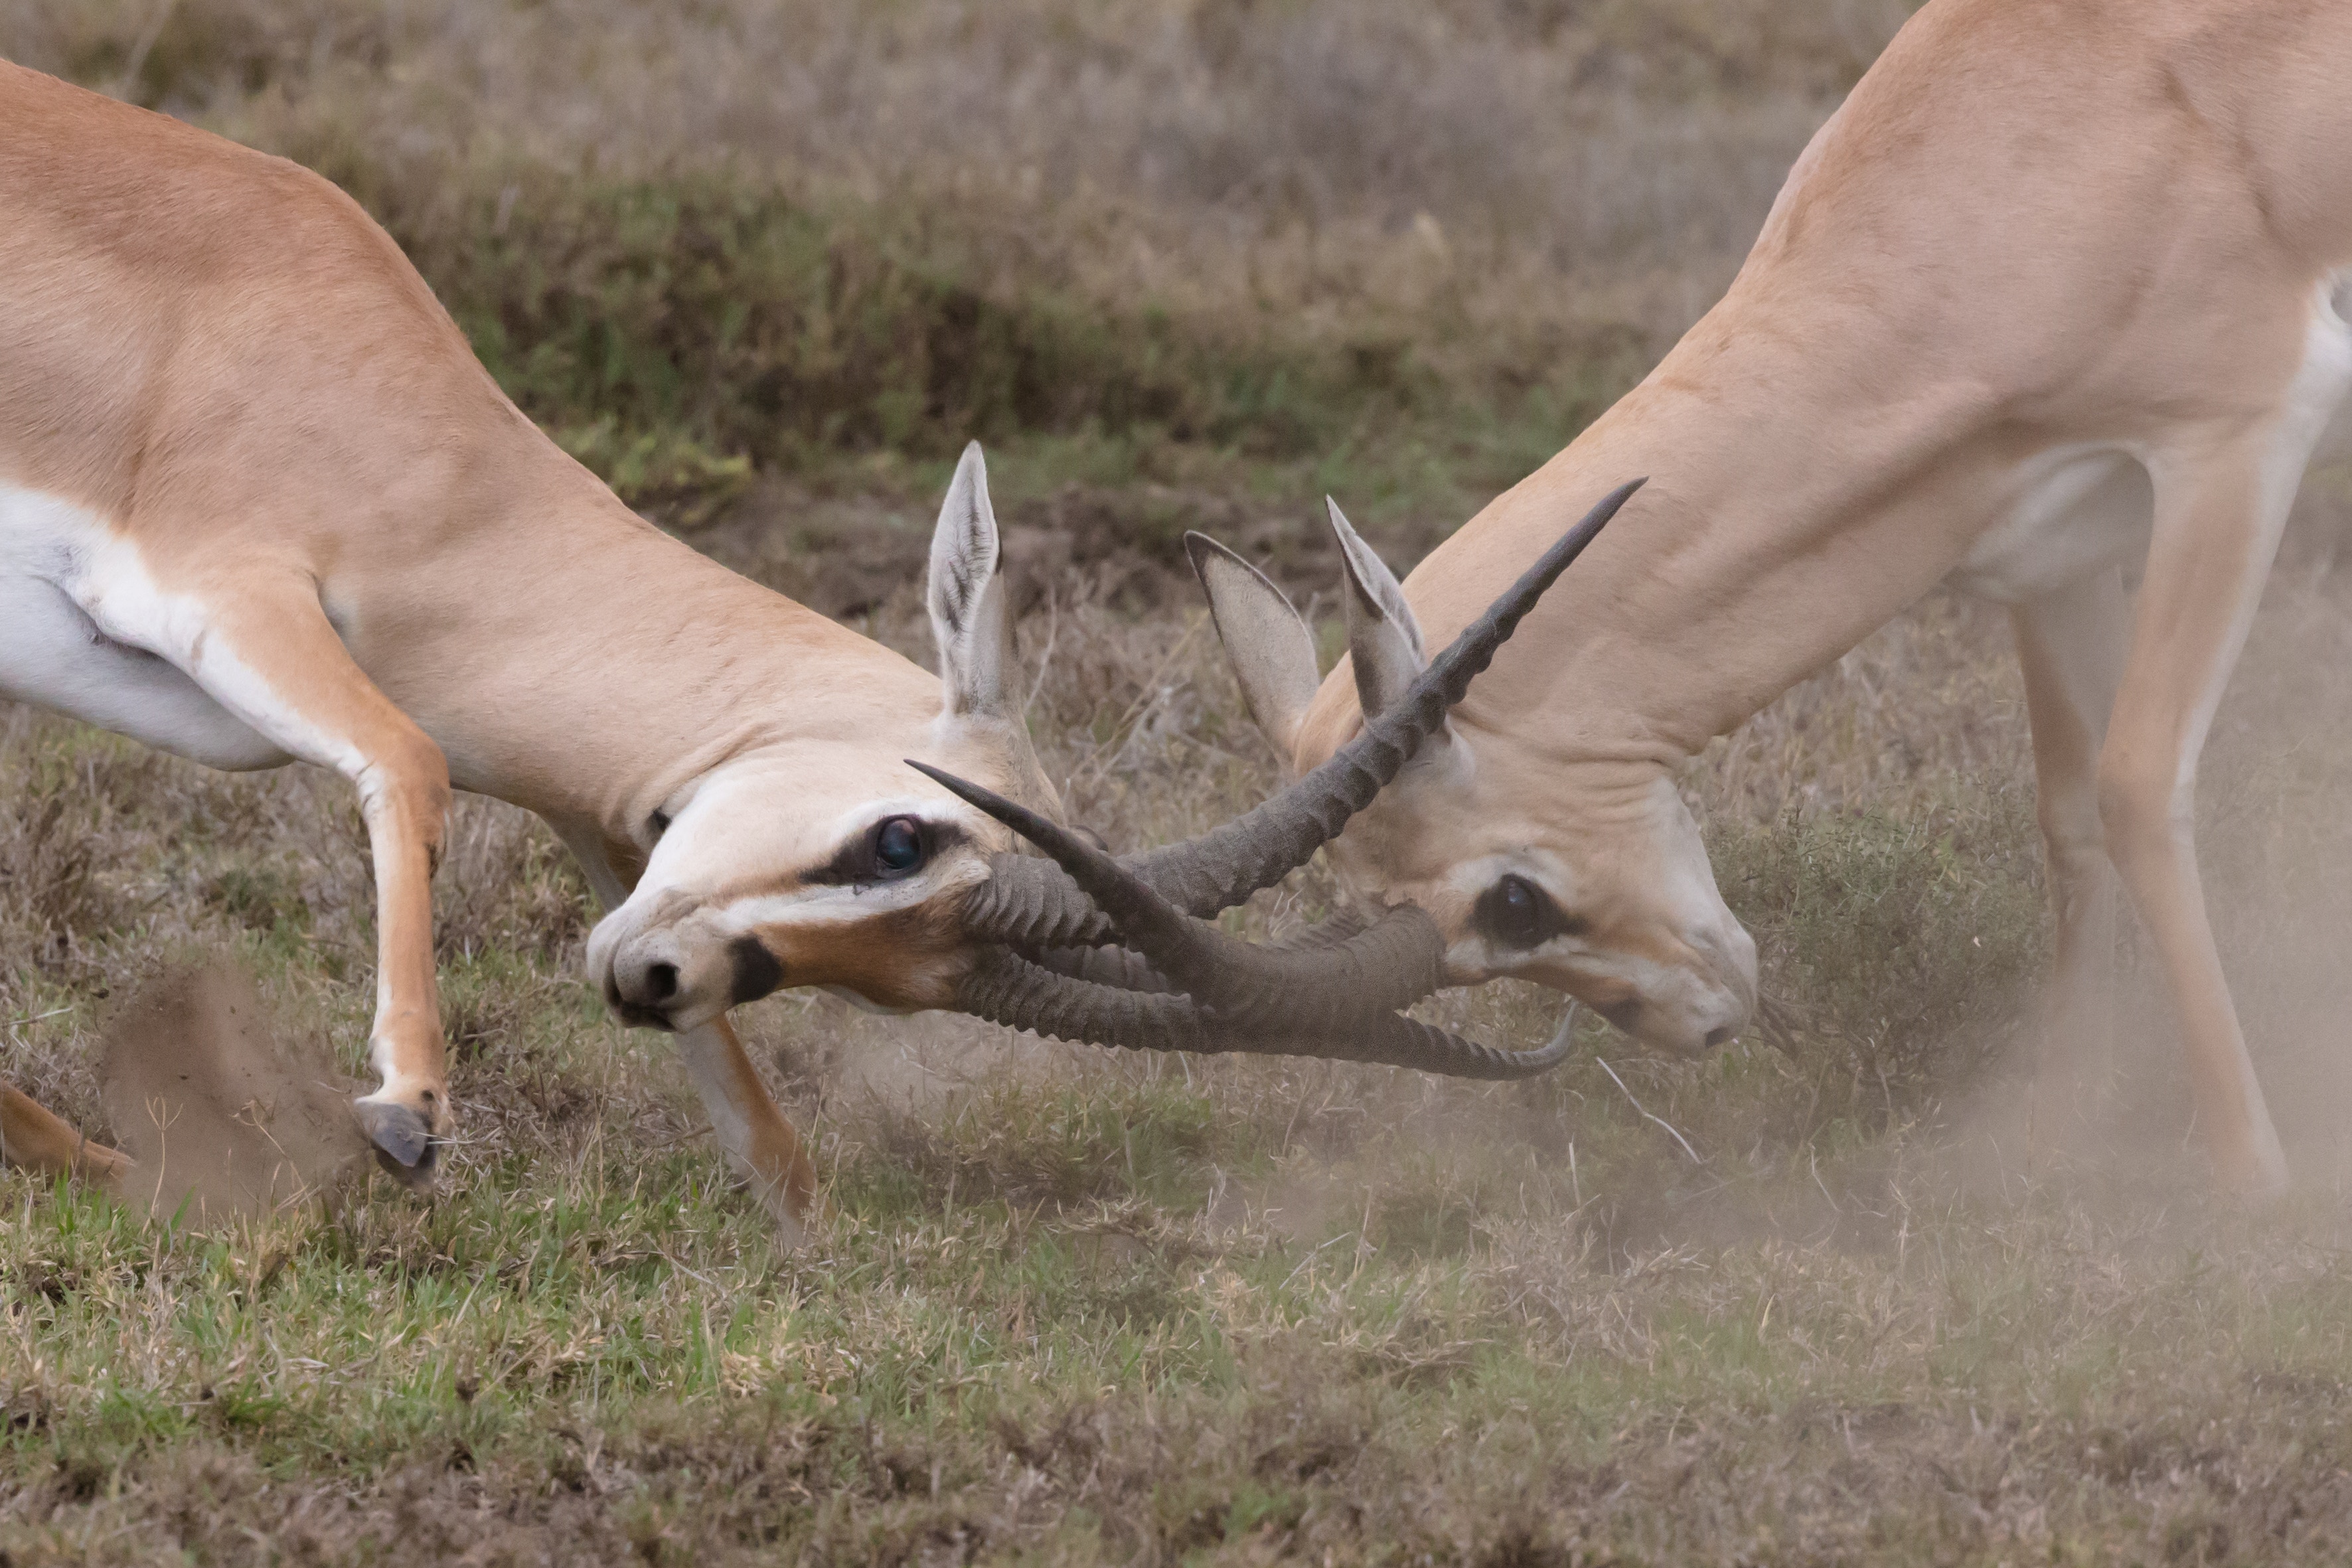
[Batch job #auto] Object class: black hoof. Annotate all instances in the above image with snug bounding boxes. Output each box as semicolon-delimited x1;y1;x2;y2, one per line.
356;1100;438;1190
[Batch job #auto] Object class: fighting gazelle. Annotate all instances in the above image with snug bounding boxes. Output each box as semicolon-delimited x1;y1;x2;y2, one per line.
0;62;1590;1235
947;0;2352;1195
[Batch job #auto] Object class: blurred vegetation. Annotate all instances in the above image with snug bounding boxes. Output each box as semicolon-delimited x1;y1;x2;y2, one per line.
3;0;1921;517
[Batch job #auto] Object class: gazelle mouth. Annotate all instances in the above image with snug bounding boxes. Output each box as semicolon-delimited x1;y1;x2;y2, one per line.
927;479;1644;1081
605;987;678;1032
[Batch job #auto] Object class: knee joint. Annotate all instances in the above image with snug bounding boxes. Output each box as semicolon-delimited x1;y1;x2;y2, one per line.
2096;762;2190;862
359;738;451;843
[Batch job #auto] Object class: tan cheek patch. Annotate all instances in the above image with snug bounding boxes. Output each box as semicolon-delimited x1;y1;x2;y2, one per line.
756;898;969;1008
1545;917;1691;1008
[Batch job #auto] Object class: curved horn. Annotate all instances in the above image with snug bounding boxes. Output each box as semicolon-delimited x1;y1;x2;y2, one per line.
915;763;1449;1031
959;947;1581;1080
1128;477;1643;917
949;476;1645;953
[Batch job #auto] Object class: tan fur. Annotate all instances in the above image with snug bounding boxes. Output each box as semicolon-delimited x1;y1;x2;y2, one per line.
1266;0;2352;1194
0;63;1050;1228
1;1087;131;1188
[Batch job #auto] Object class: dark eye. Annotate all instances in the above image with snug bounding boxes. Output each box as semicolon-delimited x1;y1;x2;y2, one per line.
1476;874;1554;950
649;809;672;840
874;816;925;875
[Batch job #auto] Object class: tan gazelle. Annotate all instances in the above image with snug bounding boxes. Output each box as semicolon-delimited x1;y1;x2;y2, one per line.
1038;0;2352;1196
0;62;1599;1235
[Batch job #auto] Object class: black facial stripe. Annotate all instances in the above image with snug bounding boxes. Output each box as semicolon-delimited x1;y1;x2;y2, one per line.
727;935;785;1006
1475;872;1585;950
802;821;969;888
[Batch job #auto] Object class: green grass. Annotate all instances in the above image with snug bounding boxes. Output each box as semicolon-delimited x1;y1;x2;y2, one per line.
303;151;1634;528
7;536;2347;1564
16;1048;2352;1563
12;581;2352;1561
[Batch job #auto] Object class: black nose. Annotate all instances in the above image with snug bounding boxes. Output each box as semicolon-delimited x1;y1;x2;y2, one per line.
1705;1026;1734;1050
610;946;684;1024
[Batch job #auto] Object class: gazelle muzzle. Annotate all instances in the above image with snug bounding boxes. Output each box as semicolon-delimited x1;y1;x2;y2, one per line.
917;477;1644;1078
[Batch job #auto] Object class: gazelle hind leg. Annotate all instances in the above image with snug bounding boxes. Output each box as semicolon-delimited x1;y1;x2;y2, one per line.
677;1016;818;1245
2098;312;2351;1192
1;1083;131;1189
2012;568;2129;1150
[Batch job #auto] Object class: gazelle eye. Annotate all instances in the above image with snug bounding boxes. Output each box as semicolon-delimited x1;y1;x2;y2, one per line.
874;817;925;875
1477;874;1552;949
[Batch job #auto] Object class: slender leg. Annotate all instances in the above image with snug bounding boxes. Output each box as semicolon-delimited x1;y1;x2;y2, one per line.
558;826;815;1242
676;1016;817;1244
2011;568;2128;1144
1;1085;131;1188
2096;427;2331;1192
139;584;453;1180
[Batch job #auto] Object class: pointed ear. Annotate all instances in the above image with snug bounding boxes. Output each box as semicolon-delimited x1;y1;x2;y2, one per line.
928;441;1015;719
1326;497;1428;721
1186;532;1319;761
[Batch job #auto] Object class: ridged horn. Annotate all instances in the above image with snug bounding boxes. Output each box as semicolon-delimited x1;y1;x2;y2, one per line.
915;763;1449;1031
1121;477;1643;917
959;947;1582;1080
949;476;1644;952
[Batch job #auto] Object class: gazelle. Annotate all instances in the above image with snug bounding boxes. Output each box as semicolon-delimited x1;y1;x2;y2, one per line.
0;62;1588;1234
959;0;2352;1195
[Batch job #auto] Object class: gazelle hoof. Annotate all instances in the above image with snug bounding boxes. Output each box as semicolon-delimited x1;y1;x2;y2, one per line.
356;1099;438;1188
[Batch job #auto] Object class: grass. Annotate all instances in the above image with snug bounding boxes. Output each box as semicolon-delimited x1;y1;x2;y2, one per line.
11;560;2352;1561
0;0;1883;536
13;0;2352;1559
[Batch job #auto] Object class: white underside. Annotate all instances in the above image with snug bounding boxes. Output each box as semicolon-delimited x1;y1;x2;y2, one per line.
1952;277;2352;605
0;485;291;770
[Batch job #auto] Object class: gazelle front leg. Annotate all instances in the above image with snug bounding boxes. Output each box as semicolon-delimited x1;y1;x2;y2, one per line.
677;1016;819;1244
95;577;454;1181
557;828;816;1241
2012;568;2128;1146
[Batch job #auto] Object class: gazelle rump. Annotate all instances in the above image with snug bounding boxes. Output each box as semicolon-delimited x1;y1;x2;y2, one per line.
1194;0;2352;1193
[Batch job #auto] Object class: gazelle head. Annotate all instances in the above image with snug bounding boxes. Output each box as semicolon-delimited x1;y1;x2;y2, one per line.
587;442;1065;1031
589;455;1656;1081
1189;498;1757;1058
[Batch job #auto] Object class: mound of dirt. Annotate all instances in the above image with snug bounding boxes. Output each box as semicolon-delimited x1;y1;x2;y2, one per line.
100;963;370;1222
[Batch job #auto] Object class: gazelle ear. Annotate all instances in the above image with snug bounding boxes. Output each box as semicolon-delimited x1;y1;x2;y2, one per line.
1186;532;1319;761
1326;497;1428;722
928;442;1015;719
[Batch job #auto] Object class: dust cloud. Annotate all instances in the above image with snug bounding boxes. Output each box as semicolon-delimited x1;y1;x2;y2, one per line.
100;962;370;1223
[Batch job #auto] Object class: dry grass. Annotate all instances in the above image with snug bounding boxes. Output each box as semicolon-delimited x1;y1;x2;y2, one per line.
10;551;2352;1562
0;0;1917;537
13;1;2352;1561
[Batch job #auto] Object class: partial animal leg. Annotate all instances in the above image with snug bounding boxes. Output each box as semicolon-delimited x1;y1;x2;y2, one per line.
130;584;453;1182
1;1084;130;1188
677;1016;818;1244
556;826;816;1243
2100;444;2332;1190
2011;568;2128;1145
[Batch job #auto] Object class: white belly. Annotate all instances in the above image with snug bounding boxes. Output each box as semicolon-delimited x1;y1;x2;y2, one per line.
1952;279;2352;606
1946;444;2154;604
0;483;289;771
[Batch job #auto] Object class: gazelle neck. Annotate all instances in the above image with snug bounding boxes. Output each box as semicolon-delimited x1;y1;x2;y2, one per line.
373;457;939;854
1355;309;2022;778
